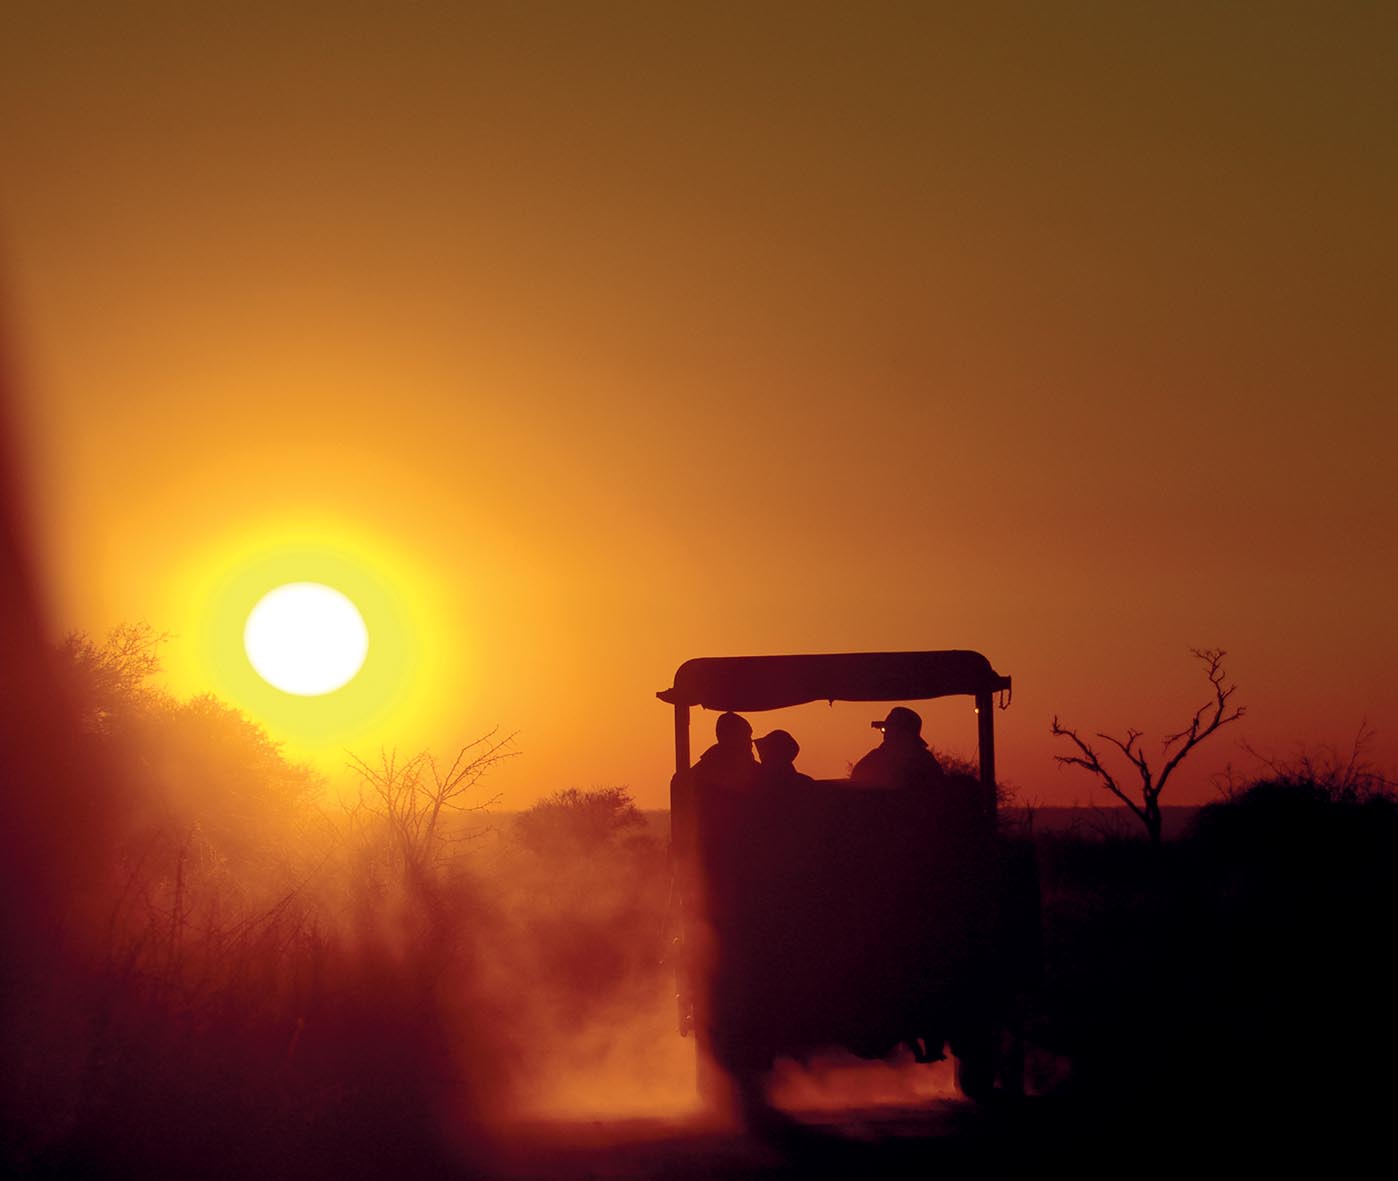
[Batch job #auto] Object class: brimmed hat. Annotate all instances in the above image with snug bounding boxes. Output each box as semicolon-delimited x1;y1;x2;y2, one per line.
871;706;926;745
754;729;800;763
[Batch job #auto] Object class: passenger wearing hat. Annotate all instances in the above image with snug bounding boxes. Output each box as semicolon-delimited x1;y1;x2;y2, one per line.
849;706;945;789
753;728;814;790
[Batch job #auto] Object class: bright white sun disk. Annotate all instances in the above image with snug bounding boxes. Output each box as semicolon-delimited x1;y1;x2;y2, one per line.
244;582;369;695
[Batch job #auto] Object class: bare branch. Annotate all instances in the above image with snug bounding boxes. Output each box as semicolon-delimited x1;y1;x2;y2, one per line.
1097;728;1155;799
1051;650;1245;846
1157;649;1245;796
347;732;515;871
1051;717;1149;826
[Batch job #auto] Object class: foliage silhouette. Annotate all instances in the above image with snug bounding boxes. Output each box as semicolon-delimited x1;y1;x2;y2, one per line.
1024;766;1398;1159
0;626;531;1175
515;786;648;857
1233;722;1394;803
59;621;168;732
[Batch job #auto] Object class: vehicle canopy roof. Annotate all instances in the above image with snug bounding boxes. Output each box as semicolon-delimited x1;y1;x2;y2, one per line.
657;650;1010;713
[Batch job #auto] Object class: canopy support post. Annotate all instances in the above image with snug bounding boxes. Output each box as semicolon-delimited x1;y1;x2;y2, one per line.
673;703;690;779
976;691;996;814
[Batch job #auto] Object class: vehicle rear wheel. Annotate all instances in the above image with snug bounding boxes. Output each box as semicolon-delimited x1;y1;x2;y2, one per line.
954;1049;995;1103
951;1021;996;1103
695;1026;778;1125
953;1016;1028;1101
695;1036;736;1111
997;1014;1026;1098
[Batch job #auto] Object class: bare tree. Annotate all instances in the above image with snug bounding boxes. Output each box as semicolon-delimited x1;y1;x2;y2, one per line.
347;729;516;872
1051;648;1244;846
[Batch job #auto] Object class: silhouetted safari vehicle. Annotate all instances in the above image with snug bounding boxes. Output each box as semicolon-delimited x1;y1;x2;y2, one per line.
659;650;1039;1103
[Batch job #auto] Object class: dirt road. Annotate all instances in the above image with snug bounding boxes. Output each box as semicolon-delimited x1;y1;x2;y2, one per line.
479;1099;1083;1178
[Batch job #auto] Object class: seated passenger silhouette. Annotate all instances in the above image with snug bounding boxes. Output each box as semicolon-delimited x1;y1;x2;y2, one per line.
849;706;945;789
670;711;757;867
753;729;814;789
690;710;759;792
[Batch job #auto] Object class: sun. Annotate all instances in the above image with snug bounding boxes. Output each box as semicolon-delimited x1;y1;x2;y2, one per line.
194;534;425;743
243;582;370;695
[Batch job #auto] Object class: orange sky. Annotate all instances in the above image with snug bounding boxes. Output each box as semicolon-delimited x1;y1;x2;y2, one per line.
2;2;1395;808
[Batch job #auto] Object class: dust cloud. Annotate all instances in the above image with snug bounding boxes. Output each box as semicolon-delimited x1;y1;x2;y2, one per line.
0;603;989;1179
0;610;718;1174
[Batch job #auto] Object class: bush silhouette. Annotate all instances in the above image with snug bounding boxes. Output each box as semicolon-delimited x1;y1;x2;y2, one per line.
515;786;648;857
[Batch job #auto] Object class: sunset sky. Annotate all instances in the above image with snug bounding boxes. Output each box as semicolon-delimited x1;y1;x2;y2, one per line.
2;2;1394;809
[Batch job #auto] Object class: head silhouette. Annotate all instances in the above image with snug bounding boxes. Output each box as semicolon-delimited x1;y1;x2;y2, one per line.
754;729;799;767
715;711;753;749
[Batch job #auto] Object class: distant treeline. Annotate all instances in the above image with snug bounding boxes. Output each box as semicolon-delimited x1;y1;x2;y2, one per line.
1005;804;1201;839
508;805;1207;844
